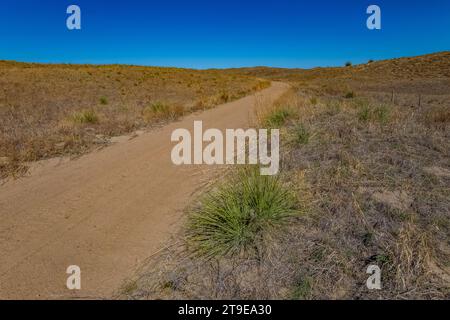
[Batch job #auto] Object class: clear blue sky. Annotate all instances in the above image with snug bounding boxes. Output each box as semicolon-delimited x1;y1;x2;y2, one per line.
1;0;449;69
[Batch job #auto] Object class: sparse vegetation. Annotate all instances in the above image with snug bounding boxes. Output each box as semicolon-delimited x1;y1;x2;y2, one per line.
142;102;184;122
124;52;450;300
291;123;310;145
70;109;99;124
99;97;108;105
345;91;355;99
0;62;268;179
357;103;390;124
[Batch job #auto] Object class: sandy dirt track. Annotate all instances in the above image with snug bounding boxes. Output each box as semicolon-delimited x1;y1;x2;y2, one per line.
0;82;289;299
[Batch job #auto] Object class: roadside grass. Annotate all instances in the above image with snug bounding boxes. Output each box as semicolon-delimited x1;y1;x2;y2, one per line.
70;109;99;125
264;108;293;128
142;102;184;122
186;166;298;260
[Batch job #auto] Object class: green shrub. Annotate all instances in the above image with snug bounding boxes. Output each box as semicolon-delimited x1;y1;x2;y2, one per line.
310;97;318;105
292;124;310;145
345;62;352;67
99;97;108;105
358;104;390;124
187;167;297;259
358;105;371;122
374;105;390;123
71;110;99;124
265;108;293;128
345;91;355;99
143;102;184;121
291;276;312;300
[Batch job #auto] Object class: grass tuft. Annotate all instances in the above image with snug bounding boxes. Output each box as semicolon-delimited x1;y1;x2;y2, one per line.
358;103;390;124
99;97;108;105
143;102;184;121
70;110;99;124
187;167;297;259
292;123;310;145
264;108;293;128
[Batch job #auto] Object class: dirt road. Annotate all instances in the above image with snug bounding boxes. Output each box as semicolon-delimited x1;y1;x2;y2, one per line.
0;82;289;299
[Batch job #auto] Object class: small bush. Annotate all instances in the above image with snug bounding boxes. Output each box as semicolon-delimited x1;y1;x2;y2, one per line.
143;102;184;121
310;97;318;105
291;276;312;300
187;167;297;259
358;105;371;122
373;105;390;123
358;104;390;124
265;108;293;128
99;97;108;105
70;110;99;124
345;62;352;67
345;91;355;99
292;124;310;145
220;91;230;103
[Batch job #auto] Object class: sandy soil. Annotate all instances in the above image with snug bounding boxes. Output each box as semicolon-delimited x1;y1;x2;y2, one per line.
0;82;289;299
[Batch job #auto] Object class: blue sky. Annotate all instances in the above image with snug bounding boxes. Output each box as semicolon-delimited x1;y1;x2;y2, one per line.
0;0;449;69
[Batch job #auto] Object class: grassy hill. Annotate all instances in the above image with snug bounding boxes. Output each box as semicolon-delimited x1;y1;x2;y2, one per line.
0;62;268;179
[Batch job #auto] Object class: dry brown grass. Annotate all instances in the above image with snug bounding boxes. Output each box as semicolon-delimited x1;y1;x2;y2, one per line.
0;61;269;179
122;52;449;300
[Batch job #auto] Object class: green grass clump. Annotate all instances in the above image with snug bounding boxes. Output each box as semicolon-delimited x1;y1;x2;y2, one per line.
150;101;170;114
99;97;108;105
291;276;312;300
265;108;293;128
345;91;355;99
358;103;390;124
309;97;318;105
71;110;99;124
358;105;371;122
143;102;184;121
187;167;297;259
292;124;310;145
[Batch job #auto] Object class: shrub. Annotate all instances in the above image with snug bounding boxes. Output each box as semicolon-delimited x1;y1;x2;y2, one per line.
220;91;230;103
99;97;108;105
187;167;297;259
143;102;184;121
345;91;355;99
373;105;390;123
358;105;371;122
265;108;293;128
358;103;390;124
345;62;352;67
291;276;312;300
292;124;310;145
310;97;318;105
70;110;99;124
